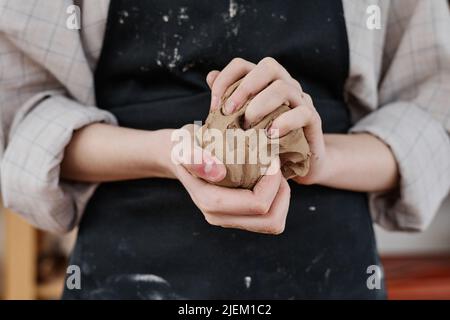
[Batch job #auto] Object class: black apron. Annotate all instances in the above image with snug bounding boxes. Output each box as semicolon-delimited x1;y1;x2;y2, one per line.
63;0;386;299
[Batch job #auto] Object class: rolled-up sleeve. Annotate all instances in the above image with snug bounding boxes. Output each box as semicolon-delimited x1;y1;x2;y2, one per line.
349;0;450;231
1;92;117;233
0;0;117;233
350;102;450;231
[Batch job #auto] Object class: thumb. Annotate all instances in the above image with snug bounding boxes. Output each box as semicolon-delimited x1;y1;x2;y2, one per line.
178;146;227;183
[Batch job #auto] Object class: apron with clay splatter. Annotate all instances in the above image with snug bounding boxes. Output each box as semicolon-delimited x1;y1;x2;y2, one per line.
63;0;386;299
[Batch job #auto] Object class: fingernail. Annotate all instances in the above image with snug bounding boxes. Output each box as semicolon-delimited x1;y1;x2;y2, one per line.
210;95;218;110
224;100;236;114
204;158;214;174
203;155;225;181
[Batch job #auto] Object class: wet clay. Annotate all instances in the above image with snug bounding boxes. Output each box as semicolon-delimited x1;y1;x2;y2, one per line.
196;81;311;189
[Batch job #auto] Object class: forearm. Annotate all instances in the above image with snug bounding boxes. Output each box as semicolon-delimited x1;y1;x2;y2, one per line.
317;133;399;192
61;123;175;182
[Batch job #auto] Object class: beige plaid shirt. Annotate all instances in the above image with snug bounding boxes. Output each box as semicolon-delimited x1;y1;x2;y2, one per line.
1;0;449;233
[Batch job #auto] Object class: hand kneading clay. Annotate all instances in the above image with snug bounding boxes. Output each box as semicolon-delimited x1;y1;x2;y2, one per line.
196;80;311;189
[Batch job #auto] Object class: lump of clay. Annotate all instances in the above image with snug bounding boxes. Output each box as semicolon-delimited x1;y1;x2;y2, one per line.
196;81;311;189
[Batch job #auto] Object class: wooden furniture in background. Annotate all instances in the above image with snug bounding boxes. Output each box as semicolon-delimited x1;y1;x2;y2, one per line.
382;255;450;300
2;208;65;300
4;208;37;299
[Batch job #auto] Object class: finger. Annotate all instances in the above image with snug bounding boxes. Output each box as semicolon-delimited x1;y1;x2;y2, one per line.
206;178;291;235
263;155;281;177
268;94;322;139
206;70;220;89
224;57;292;115
210;58;255;110
178;146;227;183
251;166;282;209
244;80;303;128
172;124;225;182
176;164;282;215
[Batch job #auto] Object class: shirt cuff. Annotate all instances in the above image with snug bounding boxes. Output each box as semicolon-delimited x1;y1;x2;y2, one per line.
349;102;450;231
1;92;117;233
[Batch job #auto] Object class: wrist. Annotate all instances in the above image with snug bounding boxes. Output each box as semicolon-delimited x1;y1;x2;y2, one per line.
140;129;177;179
315;134;341;185
318;133;399;192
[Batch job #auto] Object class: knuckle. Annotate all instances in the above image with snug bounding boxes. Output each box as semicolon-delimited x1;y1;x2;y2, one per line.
251;200;271;215
231;57;245;65
260;57;281;73
272;79;287;93
302;93;313;105
310;108;322;124
304;104;318;120
235;82;254;99
271;80;290;100
270;218;286;235
261;56;278;66
203;213;219;226
301;105;313;119
272;224;286;235
211;82;225;96
203;194;223;213
197;199;210;213
197;195;217;213
315;111;322;124
291;79;302;90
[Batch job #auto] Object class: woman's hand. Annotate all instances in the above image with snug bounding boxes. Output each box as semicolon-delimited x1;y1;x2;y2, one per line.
61;56;398;234
171;124;291;235
206;57;398;192
175;162;290;235
62;122;291;234
206;57;329;185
